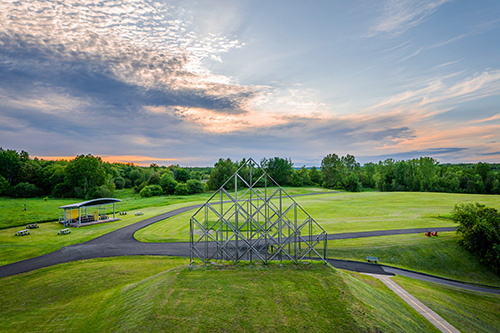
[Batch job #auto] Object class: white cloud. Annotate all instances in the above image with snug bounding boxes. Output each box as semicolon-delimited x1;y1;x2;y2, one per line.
372;0;449;35
371;70;500;111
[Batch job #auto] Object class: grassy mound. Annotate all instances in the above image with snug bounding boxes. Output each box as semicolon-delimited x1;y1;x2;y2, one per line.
0;257;436;332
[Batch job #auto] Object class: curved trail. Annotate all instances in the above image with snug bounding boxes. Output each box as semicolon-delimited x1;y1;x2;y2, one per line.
0;194;498;294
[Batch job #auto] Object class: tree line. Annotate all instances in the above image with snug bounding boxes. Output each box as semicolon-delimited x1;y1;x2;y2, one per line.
0;148;211;199
1;147;499;199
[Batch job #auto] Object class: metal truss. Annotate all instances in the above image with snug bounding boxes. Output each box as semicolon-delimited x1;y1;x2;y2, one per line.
190;158;328;265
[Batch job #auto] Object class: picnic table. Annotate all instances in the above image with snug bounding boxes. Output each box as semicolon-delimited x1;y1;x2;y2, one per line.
58;228;71;235
26;223;39;229
15;229;30;236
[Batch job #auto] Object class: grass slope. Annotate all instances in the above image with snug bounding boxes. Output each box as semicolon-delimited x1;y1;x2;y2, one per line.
394;276;500;332
328;232;500;287
0;257;437;332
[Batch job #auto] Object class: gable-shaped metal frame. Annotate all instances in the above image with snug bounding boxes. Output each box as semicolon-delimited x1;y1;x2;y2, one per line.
190;158;328;265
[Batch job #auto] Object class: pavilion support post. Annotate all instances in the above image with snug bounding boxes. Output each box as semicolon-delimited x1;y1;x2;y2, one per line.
113;203;116;219
79;207;81;226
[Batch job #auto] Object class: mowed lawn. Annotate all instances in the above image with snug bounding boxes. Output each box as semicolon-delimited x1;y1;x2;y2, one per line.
135;191;500;243
0;257;438;332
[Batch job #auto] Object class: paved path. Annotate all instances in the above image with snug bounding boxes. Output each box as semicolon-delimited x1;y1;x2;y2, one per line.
366;273;461;333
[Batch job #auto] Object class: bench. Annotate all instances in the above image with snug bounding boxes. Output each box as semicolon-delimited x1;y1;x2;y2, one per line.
15;229;30;236
26;224;39;229
58;228;71;235
367;256;378;263
119;211;127;215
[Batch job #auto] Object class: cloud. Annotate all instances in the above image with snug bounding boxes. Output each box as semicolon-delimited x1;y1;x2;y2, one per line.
359;147;469;163
372;0;449;35
371;70;500;111
0;0;255;115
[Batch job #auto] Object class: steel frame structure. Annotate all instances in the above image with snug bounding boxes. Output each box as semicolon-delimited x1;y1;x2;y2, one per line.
190;158;328;265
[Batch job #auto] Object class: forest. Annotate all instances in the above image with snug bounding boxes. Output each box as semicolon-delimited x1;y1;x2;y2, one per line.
1;147;499;199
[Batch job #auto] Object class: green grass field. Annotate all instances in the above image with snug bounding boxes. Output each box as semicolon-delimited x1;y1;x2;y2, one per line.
393;276;500;332
0;257;438;332
135;191;500;243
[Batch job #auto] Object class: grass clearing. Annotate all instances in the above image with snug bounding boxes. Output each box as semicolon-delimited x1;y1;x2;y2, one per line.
0;257;437;332
393;275;500;332
328;232;500;287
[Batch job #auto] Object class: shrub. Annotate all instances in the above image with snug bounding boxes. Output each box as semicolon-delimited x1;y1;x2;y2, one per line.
92;184;115;198
186;179;204;194
160;173;177;195
0;175;10;195
10;182;40;198
452;203;500;273
139;184;163;197
114;176;125;189
174;183;189;196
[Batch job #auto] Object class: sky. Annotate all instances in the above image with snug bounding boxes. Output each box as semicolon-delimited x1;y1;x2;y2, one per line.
1;0;500;166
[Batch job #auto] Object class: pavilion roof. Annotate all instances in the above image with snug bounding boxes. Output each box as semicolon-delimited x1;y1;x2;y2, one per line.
58;198;122;209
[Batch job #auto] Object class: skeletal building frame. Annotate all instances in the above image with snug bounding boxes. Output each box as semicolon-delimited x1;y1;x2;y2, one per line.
189;158;328;265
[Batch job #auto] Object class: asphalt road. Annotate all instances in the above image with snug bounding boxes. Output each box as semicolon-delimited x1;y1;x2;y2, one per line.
0;196;498;295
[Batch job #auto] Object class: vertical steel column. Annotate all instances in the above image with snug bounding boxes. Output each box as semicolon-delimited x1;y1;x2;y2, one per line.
205;205;208;265
235;174;238;263
264;175;268;264
249;163;252;263
189;217;193;266
279;189;282;265
294;204;297;263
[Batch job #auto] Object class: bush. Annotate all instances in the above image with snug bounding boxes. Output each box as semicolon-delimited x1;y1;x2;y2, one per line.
114;176;125;189
0;175;10;195
174;183;189;196
160;173;177;195
10;182;40;198
186;179;204;194
452;203;500;273
92;184;115;198
139;184;164;198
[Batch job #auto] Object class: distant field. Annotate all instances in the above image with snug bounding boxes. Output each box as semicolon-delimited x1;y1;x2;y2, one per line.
328;232;500;287
135;191;500;243
0;257;437;332
0;187;328;229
